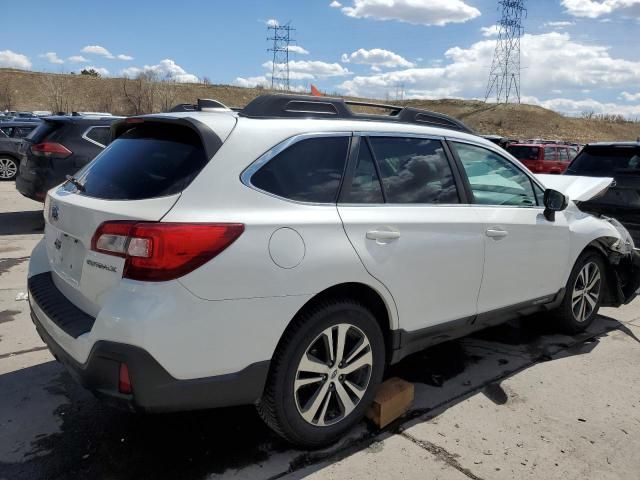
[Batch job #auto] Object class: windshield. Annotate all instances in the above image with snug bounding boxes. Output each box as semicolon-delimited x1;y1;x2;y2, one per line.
507;145;539;160
567;146;640;177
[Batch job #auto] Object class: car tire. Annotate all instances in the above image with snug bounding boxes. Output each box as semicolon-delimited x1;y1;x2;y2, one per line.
258;298;385;447
0;156;18;181
552;250;606;334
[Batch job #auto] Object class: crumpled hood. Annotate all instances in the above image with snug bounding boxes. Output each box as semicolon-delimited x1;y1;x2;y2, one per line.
535;174;613;202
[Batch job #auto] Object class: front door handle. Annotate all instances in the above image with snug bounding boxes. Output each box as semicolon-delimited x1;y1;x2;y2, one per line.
366;230;401;241
486;228;509;239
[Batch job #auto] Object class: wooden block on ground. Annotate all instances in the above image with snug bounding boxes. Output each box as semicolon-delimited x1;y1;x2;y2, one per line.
366;377;414;428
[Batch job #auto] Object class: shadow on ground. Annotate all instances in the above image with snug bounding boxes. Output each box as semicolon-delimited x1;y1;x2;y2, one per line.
0;315;633;480
0;210;44;236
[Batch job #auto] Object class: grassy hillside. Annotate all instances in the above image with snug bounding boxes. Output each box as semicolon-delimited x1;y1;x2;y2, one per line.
1;68;639;143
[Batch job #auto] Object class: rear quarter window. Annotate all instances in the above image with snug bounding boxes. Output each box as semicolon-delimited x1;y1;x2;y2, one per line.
73;124;209;200
250;136;349;203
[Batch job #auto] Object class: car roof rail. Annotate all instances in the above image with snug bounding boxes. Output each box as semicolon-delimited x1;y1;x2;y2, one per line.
169;98;231;113
238;94;473;133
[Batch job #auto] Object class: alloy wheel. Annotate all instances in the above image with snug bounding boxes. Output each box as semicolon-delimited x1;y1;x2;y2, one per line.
571;261;601;322
0;158;17;179
294;323;373;427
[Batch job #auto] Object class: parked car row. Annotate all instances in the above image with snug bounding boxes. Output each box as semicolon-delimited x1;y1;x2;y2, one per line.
26;94;640;448
507;143;578;174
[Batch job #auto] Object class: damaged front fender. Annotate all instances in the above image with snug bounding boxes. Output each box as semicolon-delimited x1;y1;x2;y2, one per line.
597;222;640;306
602;249;640;307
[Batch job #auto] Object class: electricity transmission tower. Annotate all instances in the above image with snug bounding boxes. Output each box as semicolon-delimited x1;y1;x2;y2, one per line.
484;0;526;104
267;22;295;91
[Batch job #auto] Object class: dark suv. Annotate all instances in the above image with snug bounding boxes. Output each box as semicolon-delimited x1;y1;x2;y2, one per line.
566;142;640;245
0;122;39;180
16;116;120;201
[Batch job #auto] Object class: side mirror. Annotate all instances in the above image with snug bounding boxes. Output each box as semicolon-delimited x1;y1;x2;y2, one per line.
543;189;568;221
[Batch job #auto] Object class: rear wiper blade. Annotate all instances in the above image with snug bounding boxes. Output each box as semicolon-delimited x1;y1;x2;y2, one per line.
65;175;85;192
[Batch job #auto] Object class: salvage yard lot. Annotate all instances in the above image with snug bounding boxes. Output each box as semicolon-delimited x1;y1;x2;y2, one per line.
1;181;640;480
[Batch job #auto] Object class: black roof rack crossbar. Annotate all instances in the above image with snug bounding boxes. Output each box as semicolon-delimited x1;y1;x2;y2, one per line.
239;94;473;133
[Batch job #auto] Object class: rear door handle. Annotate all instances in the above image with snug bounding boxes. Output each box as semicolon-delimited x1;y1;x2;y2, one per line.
486;228;509;239
366;230;401;241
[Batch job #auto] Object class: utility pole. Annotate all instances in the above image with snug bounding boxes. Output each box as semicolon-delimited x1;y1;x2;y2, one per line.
267;22;295;91
485;0;526;104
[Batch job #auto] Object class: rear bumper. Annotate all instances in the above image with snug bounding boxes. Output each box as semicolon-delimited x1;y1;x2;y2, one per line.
28;273;270;412
16;170;50;202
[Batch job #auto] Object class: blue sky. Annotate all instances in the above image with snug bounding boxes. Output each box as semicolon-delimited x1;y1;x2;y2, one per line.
2;0;640;116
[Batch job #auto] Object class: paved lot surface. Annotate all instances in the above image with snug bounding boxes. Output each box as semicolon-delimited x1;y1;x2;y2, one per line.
1;181;640;480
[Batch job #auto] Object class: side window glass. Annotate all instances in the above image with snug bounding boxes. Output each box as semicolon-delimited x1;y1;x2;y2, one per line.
558;148;569;162
344;140;384;203
14;127;34;138
534;182;545;206
368;137;459;204
251;136;349;203
544;147;558;161
85;126;111;147
453;142;537;207
0;127;13;137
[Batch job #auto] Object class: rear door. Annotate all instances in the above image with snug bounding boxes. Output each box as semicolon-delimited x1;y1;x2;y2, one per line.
449;140;570;312
543;146;561;173
338;134;485;333
43;116;236;317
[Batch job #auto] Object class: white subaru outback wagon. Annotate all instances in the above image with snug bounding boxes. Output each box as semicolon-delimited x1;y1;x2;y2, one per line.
28;95;640;447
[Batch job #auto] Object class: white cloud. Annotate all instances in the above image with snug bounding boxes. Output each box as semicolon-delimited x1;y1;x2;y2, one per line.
235;75;271;88
121;59;198;83
287;45;310;55
341;0;481;26
262;60;351;80
338;32;640;118
524;95;640;118
621;91;640;101
116;54;134;61
562;0;640;18
67;55;88;63
39;52;64;65
266;18;279;27
543;20;575;27
330;1;343;7
81;45;115;59
80;65;110;76
0;50;31;69
341;48;415;68
480;25;500;37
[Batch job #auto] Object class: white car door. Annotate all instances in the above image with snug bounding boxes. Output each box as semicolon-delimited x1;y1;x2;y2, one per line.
338;135;486;334
449;140;570;313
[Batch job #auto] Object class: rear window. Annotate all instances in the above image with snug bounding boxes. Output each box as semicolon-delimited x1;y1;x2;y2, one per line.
250;136;349;203
507;145;539;160
73;124;208;200
568;146;640;177
26;121;60;142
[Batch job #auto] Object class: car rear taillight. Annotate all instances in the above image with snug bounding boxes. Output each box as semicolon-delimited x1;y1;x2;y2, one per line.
119;363;132;394
30;142;72;159
91;222;244;281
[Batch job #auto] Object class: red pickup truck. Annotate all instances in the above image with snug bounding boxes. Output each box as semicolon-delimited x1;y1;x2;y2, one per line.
507;143;578;174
